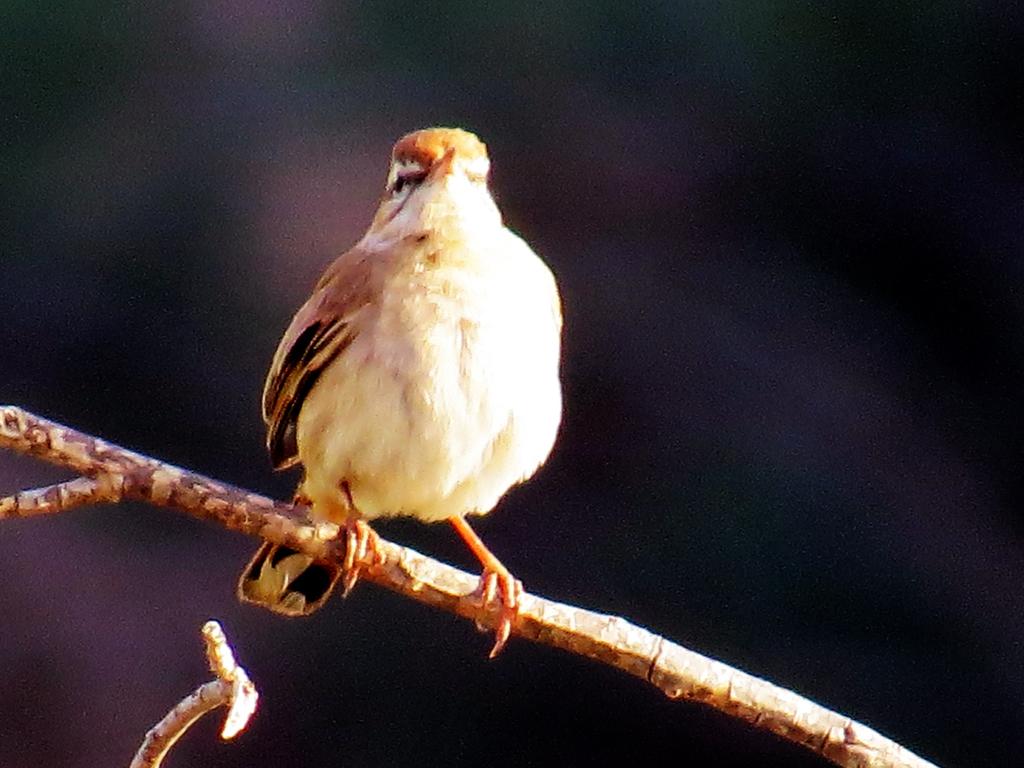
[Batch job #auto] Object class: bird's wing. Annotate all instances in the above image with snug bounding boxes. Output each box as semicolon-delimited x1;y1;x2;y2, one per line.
262;246;377;469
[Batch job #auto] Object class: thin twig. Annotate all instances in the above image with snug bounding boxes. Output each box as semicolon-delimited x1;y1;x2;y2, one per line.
0;405;937;768
129;620;258;768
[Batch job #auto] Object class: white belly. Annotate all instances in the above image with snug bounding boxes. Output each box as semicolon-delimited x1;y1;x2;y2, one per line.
295;234;561;524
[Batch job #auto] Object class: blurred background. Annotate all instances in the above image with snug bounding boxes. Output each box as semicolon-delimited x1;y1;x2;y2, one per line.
1;2;1021;766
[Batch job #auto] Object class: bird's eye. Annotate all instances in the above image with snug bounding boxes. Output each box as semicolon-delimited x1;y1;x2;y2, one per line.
391;168;427;196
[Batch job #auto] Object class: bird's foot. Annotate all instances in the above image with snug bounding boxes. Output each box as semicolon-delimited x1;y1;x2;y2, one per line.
477;564;523;658
342;518;382;596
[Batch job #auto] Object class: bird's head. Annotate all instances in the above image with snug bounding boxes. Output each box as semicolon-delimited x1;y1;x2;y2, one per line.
367;127;500;240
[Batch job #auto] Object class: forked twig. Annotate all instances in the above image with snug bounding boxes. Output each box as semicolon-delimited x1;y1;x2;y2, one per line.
129;621;257;768
0;406;937;768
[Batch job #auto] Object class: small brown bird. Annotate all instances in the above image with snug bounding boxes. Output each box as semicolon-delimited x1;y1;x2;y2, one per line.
238;127;562;655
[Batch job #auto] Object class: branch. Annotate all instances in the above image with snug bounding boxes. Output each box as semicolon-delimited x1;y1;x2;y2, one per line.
0;405;937;768
129;620;258;768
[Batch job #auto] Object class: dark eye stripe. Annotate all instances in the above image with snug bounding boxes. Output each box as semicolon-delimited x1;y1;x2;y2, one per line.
391;168;427;195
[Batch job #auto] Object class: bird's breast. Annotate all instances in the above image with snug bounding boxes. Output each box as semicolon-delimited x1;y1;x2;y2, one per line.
296;233;561;523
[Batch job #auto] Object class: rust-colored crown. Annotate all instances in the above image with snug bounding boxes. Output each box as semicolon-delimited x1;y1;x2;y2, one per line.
392;127;488;168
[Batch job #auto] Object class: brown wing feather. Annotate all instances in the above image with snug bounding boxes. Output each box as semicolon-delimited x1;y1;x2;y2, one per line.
261;247;377;469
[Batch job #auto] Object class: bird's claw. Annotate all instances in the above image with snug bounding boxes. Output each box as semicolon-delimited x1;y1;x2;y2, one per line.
342;519;382;596
477;567;523;658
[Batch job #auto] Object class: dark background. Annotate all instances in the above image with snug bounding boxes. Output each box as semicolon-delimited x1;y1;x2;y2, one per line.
2;3;1021;767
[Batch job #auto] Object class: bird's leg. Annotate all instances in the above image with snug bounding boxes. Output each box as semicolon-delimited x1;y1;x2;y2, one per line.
448;516;522;657
292;482;312;507
340;481;382;596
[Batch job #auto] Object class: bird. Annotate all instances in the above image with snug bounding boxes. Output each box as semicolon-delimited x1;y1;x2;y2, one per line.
238;127;563;656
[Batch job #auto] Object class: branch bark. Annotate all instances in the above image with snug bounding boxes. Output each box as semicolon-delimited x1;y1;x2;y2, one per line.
0;405;938;768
